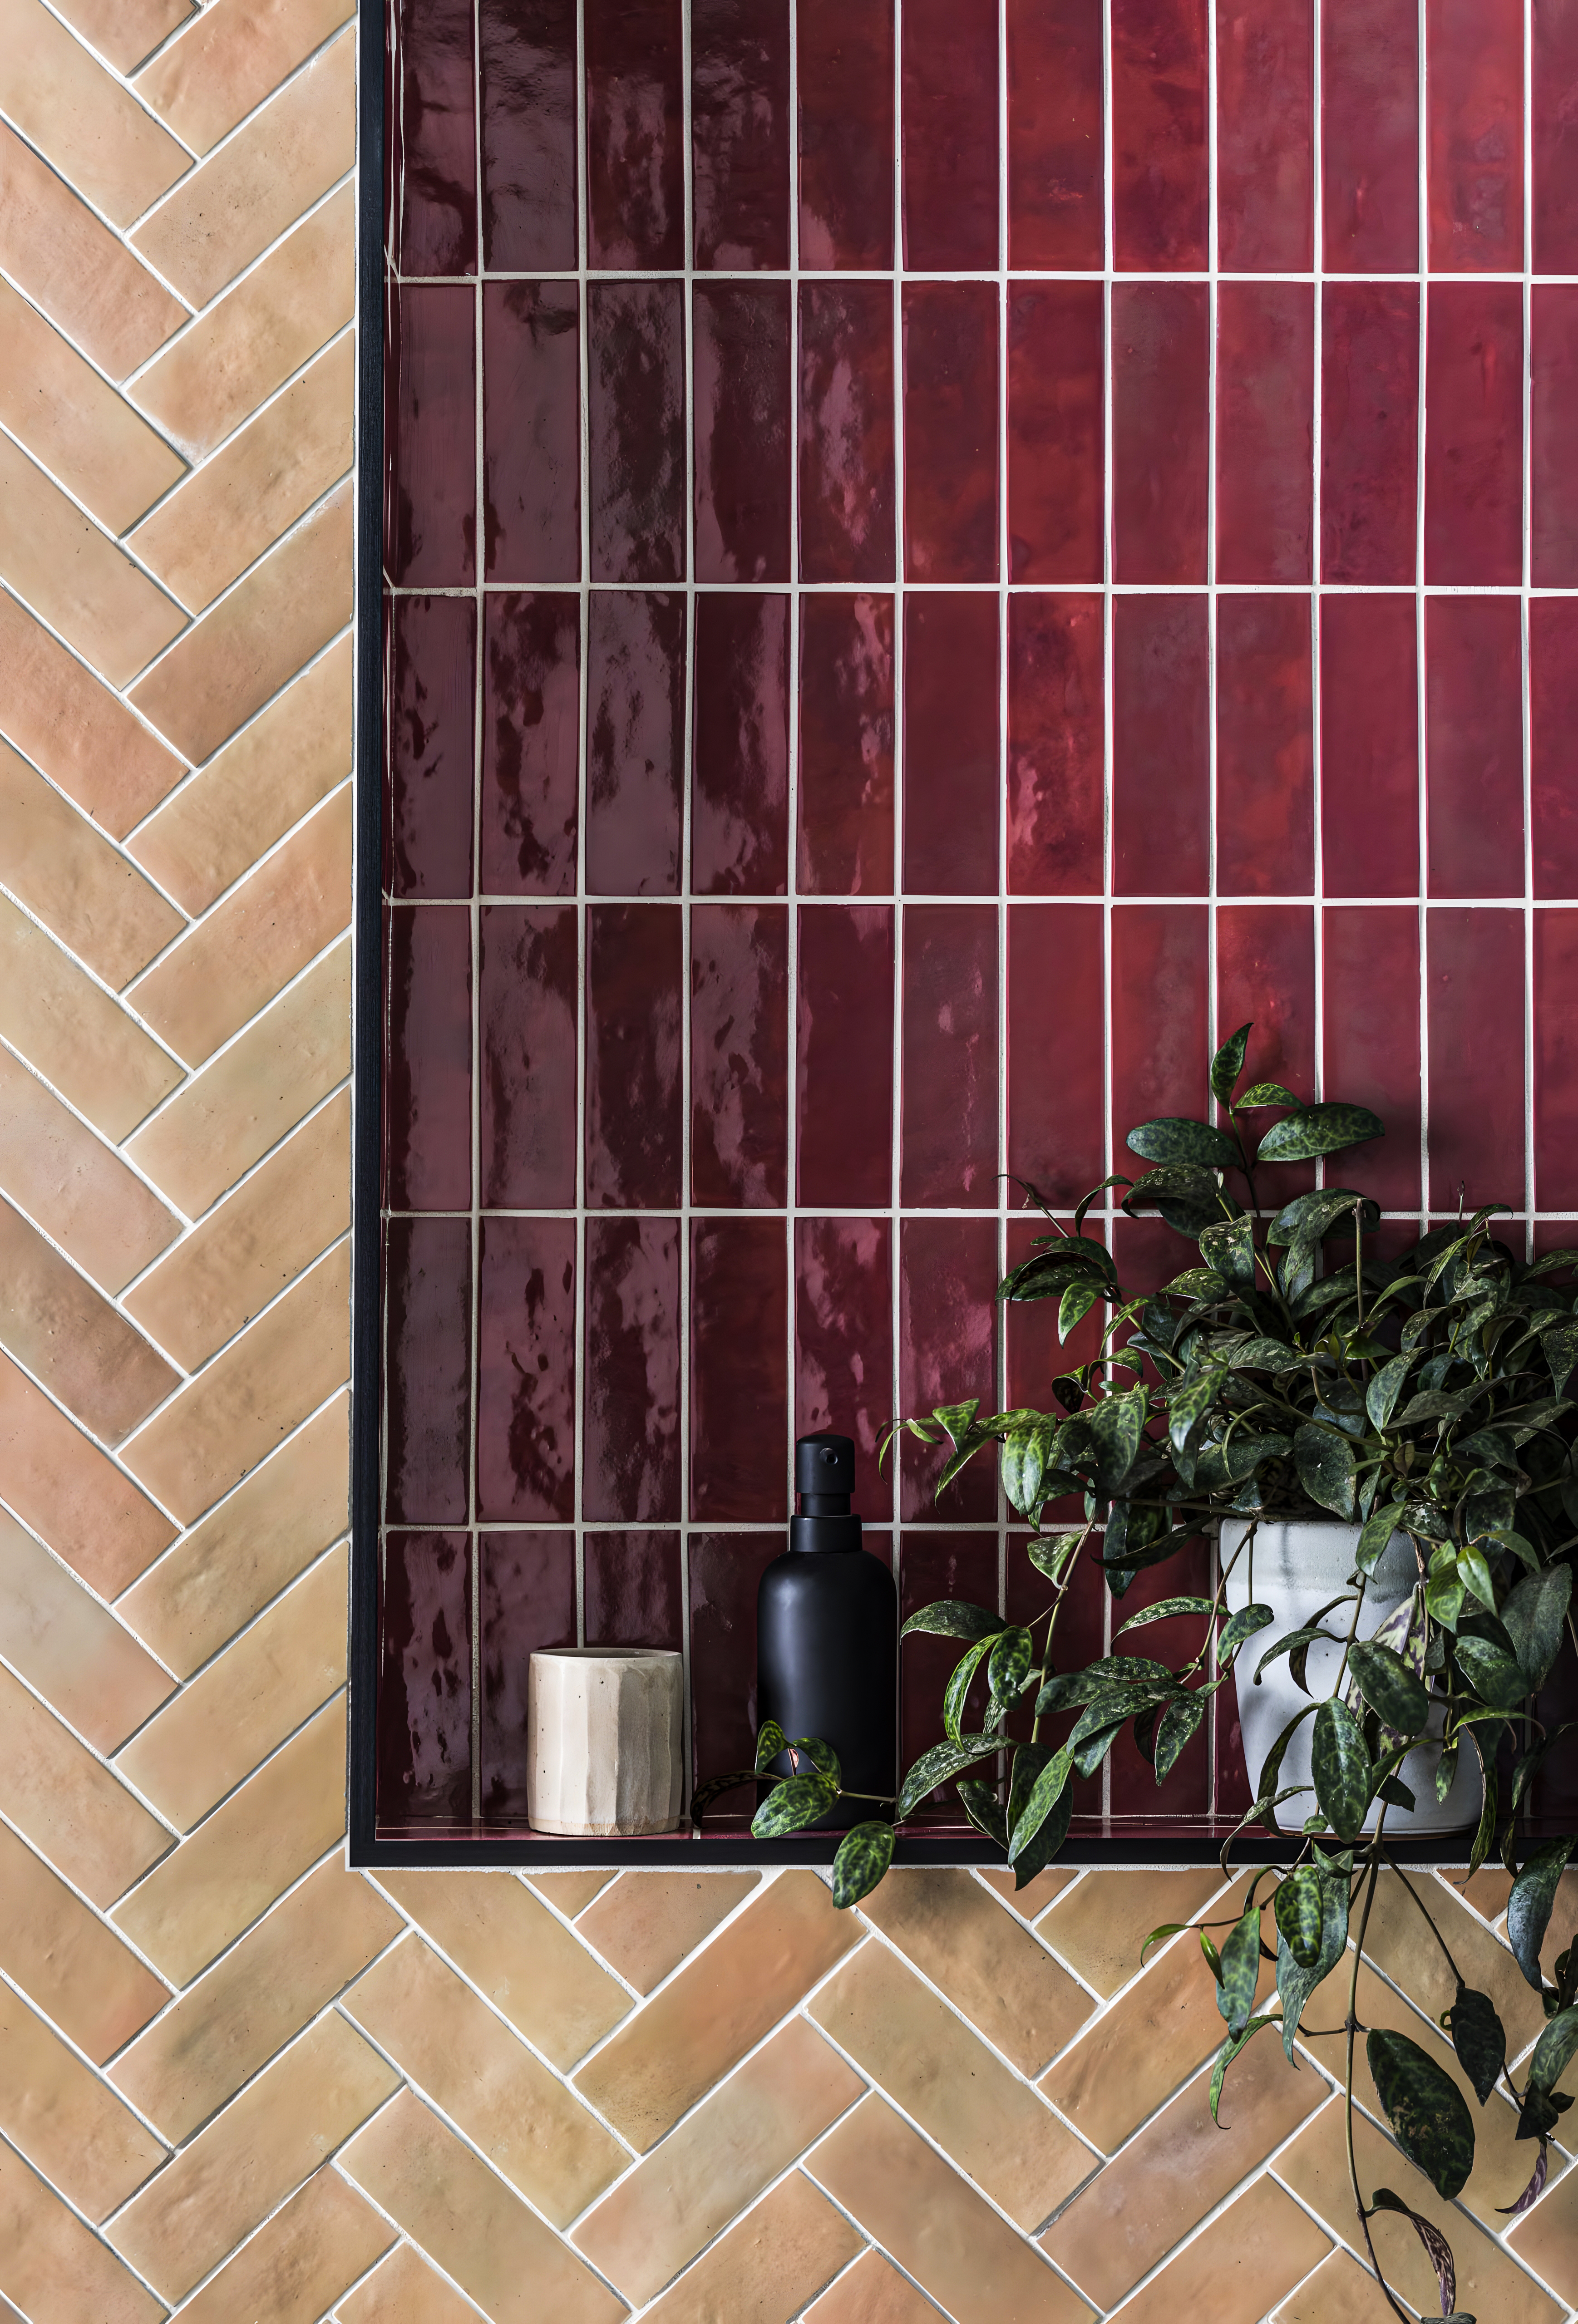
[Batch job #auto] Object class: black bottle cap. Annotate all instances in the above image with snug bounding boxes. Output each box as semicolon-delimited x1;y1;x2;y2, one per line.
796;1432;855;1512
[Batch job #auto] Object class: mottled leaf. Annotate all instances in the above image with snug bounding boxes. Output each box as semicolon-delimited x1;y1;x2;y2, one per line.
1453;1635;1528;1713
1225;1336;1302;1370
1217;1905;1263;2034
987;1624;1036;1709
751;1774;838;1838
786;1736;841;1784
1444;1988;1506;2106
1366;1354;1415;1431
1312;1698;1371;1841
1257;1102;1385;1163
1502;1565;1573;1694
1265;1186;1379;1246
1274;1866;1326;1969
1367;2030;1476;2199
1209;2014;1277;2122
895;1735;1001;1822
1294;1423;1358;1519
901;1600;1006;1642
1007;1745;1073;1864
942;1637;994;1744
1154;1694;1205;1782
1368;2188;1458;2314
1198;1214;1257;1289
956;1777;1008;1849
1348;1641;1430;1737
1526;2004;1578;2096
1356;1504;1402;1576
1211;1021;1253;1107
1000;1426;1046;1517
1541;1321;1578;1398
830;1820;894;1908
1167;1367;1226;1453
1116;1595;1216;1634
1027;1530;1083;1584
1236;1080;1301;1110
1126;1116;1242;1169
1089;1384;1148;1494
1218;1603;1274;1660
754;1720;787;1773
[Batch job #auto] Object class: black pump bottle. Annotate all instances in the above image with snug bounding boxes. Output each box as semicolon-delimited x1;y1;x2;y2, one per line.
756;1433;897;1831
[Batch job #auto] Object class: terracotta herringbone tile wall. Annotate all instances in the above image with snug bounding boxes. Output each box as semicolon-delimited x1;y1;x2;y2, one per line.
0;5;1575;2320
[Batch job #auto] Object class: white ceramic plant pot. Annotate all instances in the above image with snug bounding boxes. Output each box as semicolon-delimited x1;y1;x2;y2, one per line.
527;1648;685;1837
1221;1519;1480;1836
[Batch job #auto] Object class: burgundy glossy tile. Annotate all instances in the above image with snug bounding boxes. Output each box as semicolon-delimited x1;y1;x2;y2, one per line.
900;1532;998;1811
1323;906;1421;1212
1109;1212;1194;1300
796;0;894;269
694;284;792;584
585;0;684;267
476;1217;577;1522
901;905;999;1209
692;0;790;269
1006;0;1105;269
585;1533;683;1650
1427;910;1526;1214
479;1532;575;1819
1112;595;1208;896
1322;0;1419;271
1110;906;1208;1151
386;282;476;589
902;0;998;270
690;1532;780;1813
1111;0;1209;270
1108;1535;1211;1816
1320;593;1419;898
1007;903;1105;1204
478;905;577;1209
691;595;789;895
483;283;579;585
479;0;577;270
585;903;684;1207
1215;594;1313;897
1424;284;1523;587
690;903;789;1206
1007;282;1103;586
690;1220;788;1520
386;592;475;901
385;1220;471;1527
587;282;685;585
798;281;895;585
1320;283;1419;584
1535;0;1578;270
1216;0;1313;270
583;1220;681;1523
379;1532;472;1826
1533;287;1578;586
586;591;685;896
481;593;579;897
1007;596;1104;896
1112;283;1208;584
1533;600;1578;896
902;284;999;585
1428;0;1523;271
795;1217;894;1517
1425;597;1523;901
797;594;895;896
899;1220;997;1522
1215;282;1314;585
797;905;894;1208
903;595;998;898
1003;1212;1107;1431
385;905;471;1212
1215;907;1317;1215
394;0;477;276
1535;914;1578;1211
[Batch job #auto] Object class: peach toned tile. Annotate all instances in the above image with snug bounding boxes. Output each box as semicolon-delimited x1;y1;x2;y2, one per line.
107;2011;397;2302
0;0;190;228
345;1935;629;2227
1110;2181;1328;2324
0;1820;167;2063
121;1238;348;1520
976;1865;1079;1921
0;1662;171;1906
111;1692;346;1982
0;2135;164;2324
0;1349;174;1593
0;590;184;839
337;2088;626;2324
0;1507;173;1750
643;2171;865;2324
526;1867;618;1916
0;433;187;685
1036;1868;1227;1999
132;180;355;459
573;1870;862;2150
0;896;182;1141
858;1869;1095;2078
0;124;187;382
115;1389;346;1673
128;784;352;1064
0;1046;177;1293
137;0;355;153
129;632;351;912
809;2093;1093;2324
176;2166;395;2324
1361;1869;1548;2061
112;1854;399;2140
0;1979;166;2222
576;2019;863;2302
1508;2163;1578;2306
1270;2244;1402;2323
115;1542;346;1828
377;1869;632;2071
1455;1865;1513;1924
806;2249;944;2324
53;0;191;75
574;1869;761;1992
336;2244;481;2324
0;1196;179;1443
0;281;184;533
810;1940;1094;2230
131;479;351;763
0;740;183;989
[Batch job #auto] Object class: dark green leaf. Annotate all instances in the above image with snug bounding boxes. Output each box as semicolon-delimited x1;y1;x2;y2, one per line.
931;1398;981;1449
1454;1635;1529;1712
1366;1354;1414;1431
1294;1423;1358;1519
830;1820;894;1908
895;1735;1001;1822
1004;1742;1072;1885
1266;1187;1380;1246
1126;1116;1242;1169
1541;1321;1578;1398
1115;1594;1216;1635
1225;1336;1302;1370
1508;1841;1578;1992
1090;1384;1148;1494
1312;1699;1371;1841
1027;1530;1082;1584
786;1736;840;1783
1194;1432;1292;1492
1502;1565;1573;1693
942;1637;993;1744
1277;1866;1351;2060
956;1777;1008;1849
1368;2189;1459;2315
1255;1621;1345;1693
1211;1021;1252;1108
1367;2029;1476;2199
1443;1988;1506;2106
1218;1603;1275;1659
1356;1504;1402;1576
900;1600;1006;1642
1000;1426;1046;1517
1257;1102;1385;1163
1154;1695;1205;1782
987;1625;1035;1709
1209;2014;1277;2122
1217;1905;1263;2034
1198;1215;1257;1289
1006;1745;1073;1864
751;1774;838;1838
1348;1640;1430;1736
1123;1165;1236;1238
1274;1866;1326;1969
1527;2005;1578;2096
1059;1278;1100;1344
1467;1730;1498;1879
1236;1080;1301;1110
1167;1366;1226;1453
754;1720;787;1773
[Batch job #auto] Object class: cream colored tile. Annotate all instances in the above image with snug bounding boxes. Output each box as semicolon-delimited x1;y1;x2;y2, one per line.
976;1866;1079;1921
1107;2178;1329;2324
0;432;186;686
573;1868;761;1992
1508;2163;1578;2307
178;2166;396;2324
335;2244;480;2324
806;2249;944;2324
53;0;191;75
0;1348;175;1595
0;1046;178;1294
0;281;184;533
859;1869;1095;2078
0;123;187;381
0;1195;178;1443
1036;1868;1226;1998
0;894;182;1142
0;1979;166;2222
0;2135;164;2324
0;0;189;228
0;588;184;839
138;0;354;153
0;738;182;988
0;1819;168;2063
0;1507;173;1751
0;1661;171;1906
643;2172;866;2324
1360;1869;1549;2062
1270;2244;1400;2324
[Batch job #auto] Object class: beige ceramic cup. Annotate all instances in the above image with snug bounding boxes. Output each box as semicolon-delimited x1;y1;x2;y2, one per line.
526;1647;685;1836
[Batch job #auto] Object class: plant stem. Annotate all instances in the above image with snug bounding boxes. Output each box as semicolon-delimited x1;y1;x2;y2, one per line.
1030;1524;1092;1742
1392;1862;1463;1985
1346;1843;1415;2324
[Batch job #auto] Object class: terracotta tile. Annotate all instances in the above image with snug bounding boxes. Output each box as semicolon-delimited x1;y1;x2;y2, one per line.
976;1867;1078;1923
126;935;350;1216
0;433;187;686
0;280;184;533
0;1819;167;2062
0;739;183;989
1455;1865;1514;1923
805;2249;945;2324
0;2135;164;2324
0;0;190;227
336;2243;480;2324
642;2171;865;2324
346;1936;628;2226
134;33;355;311
55;0;192;74
116;1390;346;1675
0;895;182;1141
0;123;187;382
138;0;352;153
0;1661;171;1906
1036;1869;1227;1999
0;1048;177;1295
1509;2164;1578;2305
1109;2177;1329;2324
130;632;352;914
337;2088;626;2324
0;1195;178;1443
0;1349;173;1593
108;2011;396;2301
577;2019;863;2300
858;1871;1095;2079
176;2167;394;2324
573;1870;760;1992
573;1871;861;2150
1269;2244;1400;2323
1360;1868;1548;2061
377;1871;631;2070
809;2094;1093;2324
111;1692;346;1982
0;589;184;840
112;1855;399;2140
0;1979;166;2221
526;1868;617;1916
132;182;355;460
0;1507;173;1751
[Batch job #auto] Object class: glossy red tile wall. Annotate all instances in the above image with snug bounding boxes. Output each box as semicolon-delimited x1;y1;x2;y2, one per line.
381;0;1573;1837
